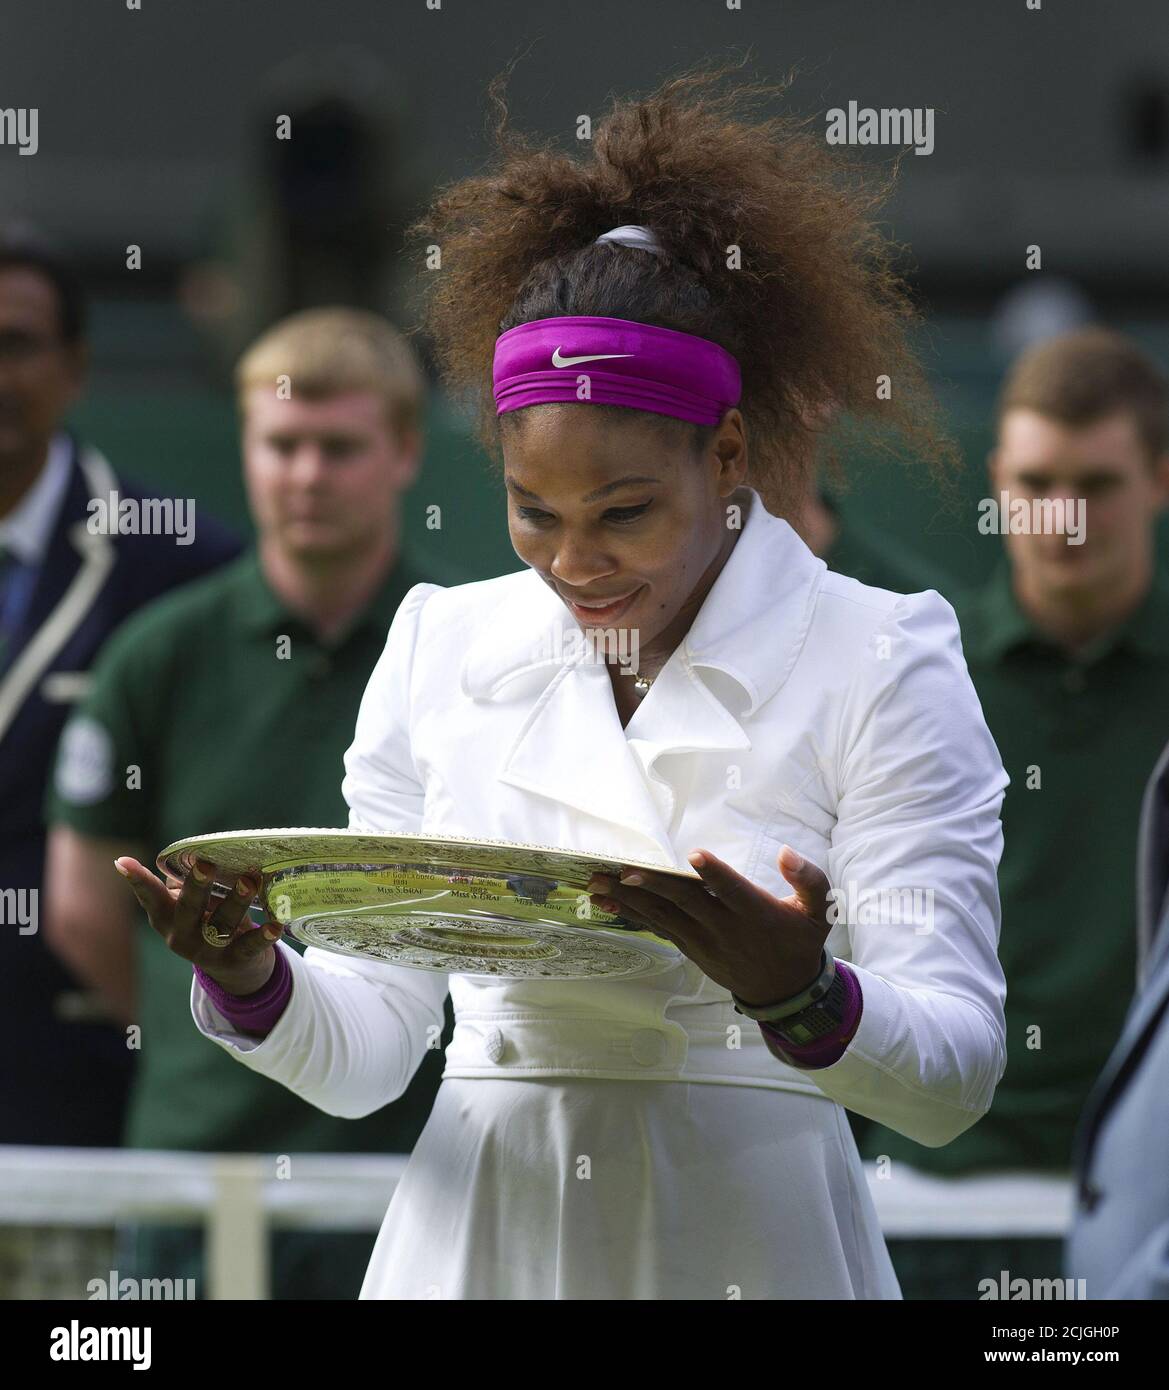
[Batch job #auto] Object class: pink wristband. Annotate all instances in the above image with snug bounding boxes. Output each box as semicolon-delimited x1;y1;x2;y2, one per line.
194;945;292;1036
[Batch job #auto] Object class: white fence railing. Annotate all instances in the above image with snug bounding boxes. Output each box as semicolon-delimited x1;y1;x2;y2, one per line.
0;1146;1074;1299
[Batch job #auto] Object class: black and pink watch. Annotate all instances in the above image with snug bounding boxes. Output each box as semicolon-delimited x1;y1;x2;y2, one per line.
730;948;850;1047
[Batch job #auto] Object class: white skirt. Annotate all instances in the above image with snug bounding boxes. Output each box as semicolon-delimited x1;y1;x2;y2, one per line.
360;1077;901;1299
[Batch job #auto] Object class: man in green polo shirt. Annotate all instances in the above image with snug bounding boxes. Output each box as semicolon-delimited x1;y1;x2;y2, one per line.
853;327;1169;1298
43;307;467;1298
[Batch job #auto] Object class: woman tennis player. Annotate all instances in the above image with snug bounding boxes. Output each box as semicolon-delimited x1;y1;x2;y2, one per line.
117;65;1008;1299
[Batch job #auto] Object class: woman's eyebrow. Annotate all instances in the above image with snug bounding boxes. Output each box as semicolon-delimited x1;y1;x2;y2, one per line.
505;474;661;503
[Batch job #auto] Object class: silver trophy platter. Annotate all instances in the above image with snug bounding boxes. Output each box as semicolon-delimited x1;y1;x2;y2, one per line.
156;828;691;981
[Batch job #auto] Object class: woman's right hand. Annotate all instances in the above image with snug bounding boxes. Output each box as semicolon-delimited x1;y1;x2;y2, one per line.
113;855;284;996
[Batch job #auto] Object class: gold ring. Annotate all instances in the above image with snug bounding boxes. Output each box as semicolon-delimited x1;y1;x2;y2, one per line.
201;919;233;948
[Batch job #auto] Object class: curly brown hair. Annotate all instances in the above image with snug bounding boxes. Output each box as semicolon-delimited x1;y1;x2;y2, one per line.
404;56;958;517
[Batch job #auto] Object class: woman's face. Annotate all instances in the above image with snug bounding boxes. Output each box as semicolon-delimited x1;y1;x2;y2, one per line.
503;405;748;655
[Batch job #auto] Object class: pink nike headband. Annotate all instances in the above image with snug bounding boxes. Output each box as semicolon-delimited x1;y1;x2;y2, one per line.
492;315;742;427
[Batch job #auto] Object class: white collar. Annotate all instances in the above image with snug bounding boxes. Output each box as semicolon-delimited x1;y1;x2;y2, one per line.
456;485;828;864
0;433;74;565
460;485;827;719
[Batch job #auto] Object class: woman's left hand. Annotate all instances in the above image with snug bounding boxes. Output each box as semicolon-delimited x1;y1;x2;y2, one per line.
588;845;831;1006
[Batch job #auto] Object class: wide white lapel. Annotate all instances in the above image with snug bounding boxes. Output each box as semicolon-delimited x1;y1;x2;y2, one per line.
498;658;683;862
455;572;667;860
627;488;826;783
681;488;825;716
456;488;825;865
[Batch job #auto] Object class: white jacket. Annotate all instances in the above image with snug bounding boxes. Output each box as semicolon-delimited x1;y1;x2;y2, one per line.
192;485;1008;1150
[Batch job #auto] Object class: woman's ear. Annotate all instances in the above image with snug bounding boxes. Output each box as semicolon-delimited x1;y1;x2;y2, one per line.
711;409;748;489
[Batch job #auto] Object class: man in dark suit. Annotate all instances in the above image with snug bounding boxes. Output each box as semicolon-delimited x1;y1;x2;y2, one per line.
1067;736;1169;1298
0;231;239;1145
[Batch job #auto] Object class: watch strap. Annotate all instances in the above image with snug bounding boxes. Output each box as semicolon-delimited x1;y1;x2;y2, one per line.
760;962;863;1066
730;947;835;1022
764;963;852;1046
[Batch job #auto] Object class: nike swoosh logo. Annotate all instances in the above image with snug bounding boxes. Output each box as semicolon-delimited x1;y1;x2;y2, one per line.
551;348;635;368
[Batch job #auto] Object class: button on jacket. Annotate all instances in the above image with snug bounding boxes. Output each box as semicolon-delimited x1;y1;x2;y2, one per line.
191;485;1009;1299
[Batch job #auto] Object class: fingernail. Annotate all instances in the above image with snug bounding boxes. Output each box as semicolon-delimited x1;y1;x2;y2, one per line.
191;861;210;883
235;877;253;896
620;872;643;886
262;925;279;941
781;845;804;870
113;859;130;878
688;852;705;869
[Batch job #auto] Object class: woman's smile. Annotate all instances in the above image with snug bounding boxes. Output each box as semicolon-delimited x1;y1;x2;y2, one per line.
560;584;646;625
